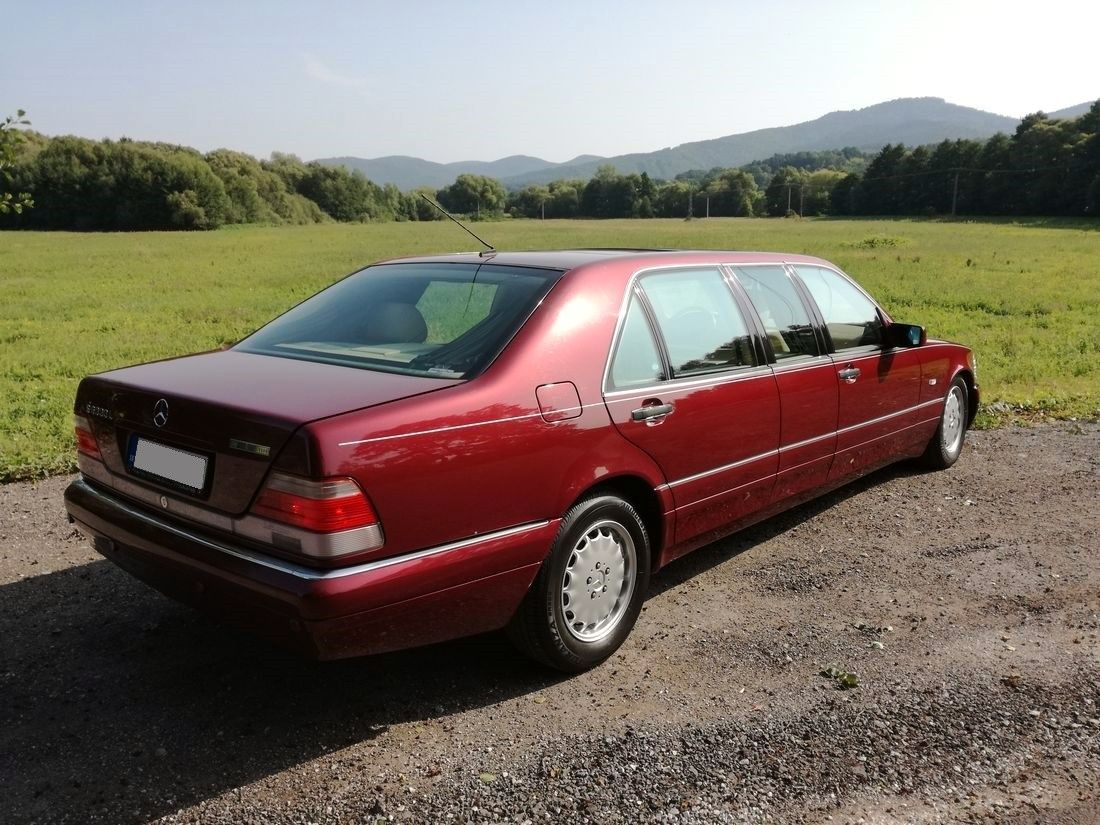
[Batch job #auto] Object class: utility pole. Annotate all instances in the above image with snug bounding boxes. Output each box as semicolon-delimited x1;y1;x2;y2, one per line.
541;200;545;220
705;196;710;219
786;184;792;214
688;190;694;218
950;170;960;217
799;185;804;218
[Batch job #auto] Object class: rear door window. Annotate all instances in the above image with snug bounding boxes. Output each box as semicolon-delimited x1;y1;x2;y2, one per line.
639;267;756;377
729;265;820;360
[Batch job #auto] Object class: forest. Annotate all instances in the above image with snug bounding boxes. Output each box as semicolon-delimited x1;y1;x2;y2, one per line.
1;101;1097;230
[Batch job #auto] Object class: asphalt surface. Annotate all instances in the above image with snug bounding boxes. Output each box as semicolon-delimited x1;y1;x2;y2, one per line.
1;423;1097;824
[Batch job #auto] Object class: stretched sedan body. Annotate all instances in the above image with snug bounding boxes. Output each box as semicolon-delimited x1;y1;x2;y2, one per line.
65;250;977;671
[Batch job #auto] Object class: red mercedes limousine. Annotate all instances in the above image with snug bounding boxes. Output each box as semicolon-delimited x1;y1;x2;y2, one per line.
65;249;976;671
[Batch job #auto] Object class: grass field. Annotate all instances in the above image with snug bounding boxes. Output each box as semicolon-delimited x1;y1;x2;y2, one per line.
1;217;1098;482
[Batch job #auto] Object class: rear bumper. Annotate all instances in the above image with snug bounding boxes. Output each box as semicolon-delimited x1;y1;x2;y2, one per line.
64;477;555;659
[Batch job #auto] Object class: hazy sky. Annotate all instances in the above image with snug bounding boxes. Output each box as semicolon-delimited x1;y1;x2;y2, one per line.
4;0;1097;164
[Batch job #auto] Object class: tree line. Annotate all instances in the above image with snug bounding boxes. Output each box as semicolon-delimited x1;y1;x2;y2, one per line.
829;103;1100;217
1;100;1096;230
0;128;514;230
506;103;1100;219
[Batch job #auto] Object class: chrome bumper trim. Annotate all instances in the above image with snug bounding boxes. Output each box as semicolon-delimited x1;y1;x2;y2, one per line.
70;477;550;582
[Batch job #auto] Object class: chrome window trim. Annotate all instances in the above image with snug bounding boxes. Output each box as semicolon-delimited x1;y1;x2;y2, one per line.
829;345;885;359
768;355;831;373
72;477;550;582
833;346;916;362
696;348;913;378
603;365;773;402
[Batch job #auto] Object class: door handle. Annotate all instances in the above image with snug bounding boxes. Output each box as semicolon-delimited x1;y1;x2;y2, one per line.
837;366;861;383
631;403;674;421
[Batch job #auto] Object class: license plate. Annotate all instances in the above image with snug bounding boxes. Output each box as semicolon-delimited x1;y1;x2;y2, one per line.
128;437;208;493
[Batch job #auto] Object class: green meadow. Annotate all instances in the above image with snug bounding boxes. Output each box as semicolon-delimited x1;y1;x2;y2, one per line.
1;217;1098;481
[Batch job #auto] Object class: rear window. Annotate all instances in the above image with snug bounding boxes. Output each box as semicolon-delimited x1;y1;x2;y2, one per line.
236;262;560;379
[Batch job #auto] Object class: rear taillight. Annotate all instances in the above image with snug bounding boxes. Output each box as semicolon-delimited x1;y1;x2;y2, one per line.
252;472;380;534
74;415;101;460
246;472;385;561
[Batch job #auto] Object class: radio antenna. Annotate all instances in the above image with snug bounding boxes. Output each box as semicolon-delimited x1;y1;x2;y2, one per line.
419;193;496;255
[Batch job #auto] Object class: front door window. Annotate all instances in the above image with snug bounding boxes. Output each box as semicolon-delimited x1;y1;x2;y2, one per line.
794;265;882;350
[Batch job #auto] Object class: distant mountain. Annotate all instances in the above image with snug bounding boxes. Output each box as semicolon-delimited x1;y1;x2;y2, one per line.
318;97;1095;190
502;98;1022;187
1048;101;1093;119
315;153;561;190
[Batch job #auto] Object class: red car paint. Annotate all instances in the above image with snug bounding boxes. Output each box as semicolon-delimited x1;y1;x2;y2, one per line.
64;250;977;660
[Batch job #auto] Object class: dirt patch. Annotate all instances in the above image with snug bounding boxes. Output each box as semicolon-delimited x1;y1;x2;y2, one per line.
1;423;1098;823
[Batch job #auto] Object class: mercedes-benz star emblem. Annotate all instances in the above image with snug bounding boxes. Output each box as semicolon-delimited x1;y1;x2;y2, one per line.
153;398;169;428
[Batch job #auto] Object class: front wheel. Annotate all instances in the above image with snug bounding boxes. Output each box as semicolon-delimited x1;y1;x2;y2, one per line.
508;495;650;672
919;376;968;470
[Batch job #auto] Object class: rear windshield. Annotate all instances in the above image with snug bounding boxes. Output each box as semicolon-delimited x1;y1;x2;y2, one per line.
236;262;560;379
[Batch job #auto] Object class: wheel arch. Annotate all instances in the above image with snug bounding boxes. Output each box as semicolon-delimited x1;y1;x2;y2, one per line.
953;368;978;426
566;474;667;571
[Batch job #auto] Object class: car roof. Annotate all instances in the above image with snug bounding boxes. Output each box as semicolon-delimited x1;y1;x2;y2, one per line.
379;249;836;272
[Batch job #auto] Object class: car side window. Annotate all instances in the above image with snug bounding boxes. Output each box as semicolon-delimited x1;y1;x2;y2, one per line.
794;265;883;350
639;267;755;377
729;265;819;360
608;294;665;389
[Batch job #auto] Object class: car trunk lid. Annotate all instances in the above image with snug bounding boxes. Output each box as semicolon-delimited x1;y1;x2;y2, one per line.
77;349;460;515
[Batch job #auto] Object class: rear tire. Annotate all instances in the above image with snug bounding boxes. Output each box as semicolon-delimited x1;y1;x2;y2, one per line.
919;376;968;470
508;495;650;672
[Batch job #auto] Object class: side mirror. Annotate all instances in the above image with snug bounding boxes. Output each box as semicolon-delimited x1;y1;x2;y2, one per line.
885;322;926;348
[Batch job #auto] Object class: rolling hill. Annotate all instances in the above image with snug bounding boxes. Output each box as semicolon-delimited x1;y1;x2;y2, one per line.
315;154;591;191
317;97;1094;189
1047;101;1093;119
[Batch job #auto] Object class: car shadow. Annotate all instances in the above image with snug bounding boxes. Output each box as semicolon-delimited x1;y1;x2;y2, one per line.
0;461;912;824
0;558;565;824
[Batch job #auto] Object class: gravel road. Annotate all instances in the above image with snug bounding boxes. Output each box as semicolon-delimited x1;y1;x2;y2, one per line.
1;424;1098;824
